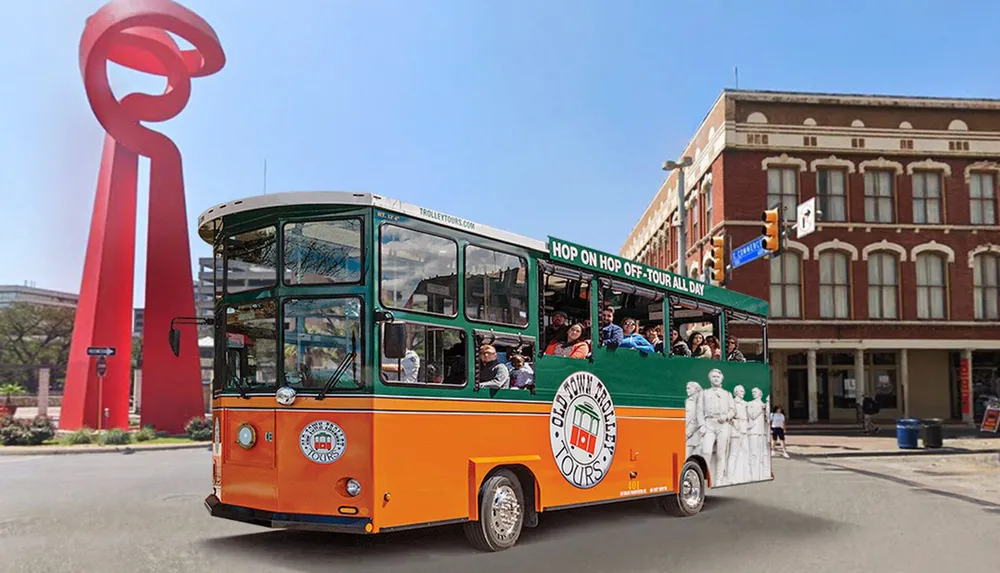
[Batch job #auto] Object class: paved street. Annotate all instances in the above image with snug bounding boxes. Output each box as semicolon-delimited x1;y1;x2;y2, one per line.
1;449;999;573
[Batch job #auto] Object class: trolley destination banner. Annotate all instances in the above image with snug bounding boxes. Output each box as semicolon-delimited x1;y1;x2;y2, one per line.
547;237;768;315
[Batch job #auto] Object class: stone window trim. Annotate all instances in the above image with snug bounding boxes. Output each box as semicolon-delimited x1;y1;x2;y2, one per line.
911;241;956;263
968;244;1000;269
858;157;904;175
965;161;1000;183
861;240;907;262
814;239;859;261
782;240;810;260
905;158;952;177
809;155;856;173
761;153;807;172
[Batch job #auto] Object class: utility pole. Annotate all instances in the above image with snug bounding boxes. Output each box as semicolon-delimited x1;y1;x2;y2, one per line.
662;156;694;274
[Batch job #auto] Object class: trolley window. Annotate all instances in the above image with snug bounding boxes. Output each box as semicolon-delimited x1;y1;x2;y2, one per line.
379;224;458;317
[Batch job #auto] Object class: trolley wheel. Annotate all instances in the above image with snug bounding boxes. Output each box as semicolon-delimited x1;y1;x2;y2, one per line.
658;460;706;517
463;468;524;552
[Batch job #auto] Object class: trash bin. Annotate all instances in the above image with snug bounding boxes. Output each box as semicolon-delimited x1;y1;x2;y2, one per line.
896;418;920;449
922;418;944;449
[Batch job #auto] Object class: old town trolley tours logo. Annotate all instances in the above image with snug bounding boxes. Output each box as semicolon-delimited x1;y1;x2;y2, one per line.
549;371;617;489
299;420;347;464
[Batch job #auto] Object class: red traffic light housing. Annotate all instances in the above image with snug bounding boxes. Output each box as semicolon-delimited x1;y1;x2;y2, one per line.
761;208;782;253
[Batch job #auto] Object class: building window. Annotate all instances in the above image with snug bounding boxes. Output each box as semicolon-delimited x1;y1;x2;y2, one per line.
767;167;798;221
690;197;699;244
703;180;713;229
769;252;801;318
816;169;847;222
970;172;997;225
864;171;894;223
912;171;942;224
973;253;1000;320
867;351;899;410
867;252;898;319
819;251;850;318
915;253;947;319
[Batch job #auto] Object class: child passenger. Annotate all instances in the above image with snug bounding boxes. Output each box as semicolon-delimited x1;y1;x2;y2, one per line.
508;355;534;389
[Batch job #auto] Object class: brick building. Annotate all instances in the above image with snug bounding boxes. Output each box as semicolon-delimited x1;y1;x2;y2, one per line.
620;89;1000;425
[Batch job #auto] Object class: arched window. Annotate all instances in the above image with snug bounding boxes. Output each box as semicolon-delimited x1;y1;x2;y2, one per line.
915;253;947;319
769;251;801;318
973;253;1000;320
819;251;850;318
867;252;898;319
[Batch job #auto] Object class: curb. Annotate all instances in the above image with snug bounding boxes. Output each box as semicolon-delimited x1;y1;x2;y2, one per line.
788;447;1000;459
0;442;211;457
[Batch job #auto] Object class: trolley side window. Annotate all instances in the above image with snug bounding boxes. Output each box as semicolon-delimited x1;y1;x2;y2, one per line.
379;224;458;317
381;321;467;387
464;244;529;327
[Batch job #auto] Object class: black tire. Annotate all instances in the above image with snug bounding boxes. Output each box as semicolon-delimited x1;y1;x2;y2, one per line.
658;460;706;517
463;469;524;552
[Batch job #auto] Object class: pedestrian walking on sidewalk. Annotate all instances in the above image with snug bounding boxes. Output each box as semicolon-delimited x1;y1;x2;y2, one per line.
858;394;880;435
770;406;790;458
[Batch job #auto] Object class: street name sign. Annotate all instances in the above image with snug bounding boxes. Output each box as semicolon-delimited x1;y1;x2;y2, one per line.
87;347;116;357
731;237;767;269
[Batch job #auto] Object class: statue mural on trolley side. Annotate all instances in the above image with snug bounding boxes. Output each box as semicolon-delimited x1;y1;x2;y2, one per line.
685;368;772;487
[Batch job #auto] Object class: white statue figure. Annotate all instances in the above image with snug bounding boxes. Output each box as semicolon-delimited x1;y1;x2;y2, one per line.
698;368;735;486
747;387;768;481
685;382;703;459
727;385;751;484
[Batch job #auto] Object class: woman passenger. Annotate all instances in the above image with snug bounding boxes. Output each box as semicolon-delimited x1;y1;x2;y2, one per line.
545;323;589;358
704;335;722;360
689;332;711;359
619;318;655;354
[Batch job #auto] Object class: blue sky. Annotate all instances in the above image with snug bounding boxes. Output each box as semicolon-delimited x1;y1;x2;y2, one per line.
3;0;999;307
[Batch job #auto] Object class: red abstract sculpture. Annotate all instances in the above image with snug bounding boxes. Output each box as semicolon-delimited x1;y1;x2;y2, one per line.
61;0;225;434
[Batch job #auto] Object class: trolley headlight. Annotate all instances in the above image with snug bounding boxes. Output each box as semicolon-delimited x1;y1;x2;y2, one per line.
346;478;362;497
236;423;256;449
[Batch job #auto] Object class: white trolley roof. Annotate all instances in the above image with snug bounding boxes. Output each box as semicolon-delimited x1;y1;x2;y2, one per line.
197;191;549;252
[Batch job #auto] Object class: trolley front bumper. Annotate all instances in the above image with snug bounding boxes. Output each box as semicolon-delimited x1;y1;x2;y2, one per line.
204;494;373;534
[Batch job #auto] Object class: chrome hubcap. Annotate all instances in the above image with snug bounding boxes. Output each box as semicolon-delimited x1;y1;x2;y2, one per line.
681;468;702;509
489;485;521;541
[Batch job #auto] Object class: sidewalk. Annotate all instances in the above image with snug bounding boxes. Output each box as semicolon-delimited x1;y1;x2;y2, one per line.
786;434;1000;458
0;442;209;456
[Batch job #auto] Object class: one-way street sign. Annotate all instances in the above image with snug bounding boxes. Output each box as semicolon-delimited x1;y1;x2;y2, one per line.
87;347;116;357
796;197;817;239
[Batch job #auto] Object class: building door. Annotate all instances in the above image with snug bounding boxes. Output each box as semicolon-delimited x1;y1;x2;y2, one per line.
787;370;809;420
816;370;830;421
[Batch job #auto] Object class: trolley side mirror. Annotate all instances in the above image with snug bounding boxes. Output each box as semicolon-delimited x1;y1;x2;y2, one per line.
383;323;406;360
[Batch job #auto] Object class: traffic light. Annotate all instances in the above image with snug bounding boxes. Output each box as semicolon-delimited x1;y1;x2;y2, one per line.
761;207;782;253
710;235;726;284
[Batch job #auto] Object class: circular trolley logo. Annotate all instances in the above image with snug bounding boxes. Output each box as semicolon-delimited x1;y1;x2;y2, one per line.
299;420;347;464
549;371;617;489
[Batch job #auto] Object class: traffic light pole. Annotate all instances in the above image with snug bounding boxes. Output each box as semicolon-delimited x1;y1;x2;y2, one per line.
676;167;686;275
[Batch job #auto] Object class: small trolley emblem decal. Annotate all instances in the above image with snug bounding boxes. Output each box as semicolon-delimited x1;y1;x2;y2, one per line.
299;420;347;464
549;371;617;489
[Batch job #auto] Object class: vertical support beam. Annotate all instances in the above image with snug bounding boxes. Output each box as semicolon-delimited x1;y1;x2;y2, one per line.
854;348;866;398
807;349;818;423
37;368;50;419
961;349;974;426
900;348;910;418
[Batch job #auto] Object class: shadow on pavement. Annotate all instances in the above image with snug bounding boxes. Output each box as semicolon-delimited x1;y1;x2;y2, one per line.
810;460;1000;514
199;494;841;572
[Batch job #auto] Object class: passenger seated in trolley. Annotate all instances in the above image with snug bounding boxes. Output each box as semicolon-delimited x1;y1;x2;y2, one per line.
619;317;655;354
477;344;510;389
507;354;535;389
544;323;589;358
668;328;691;356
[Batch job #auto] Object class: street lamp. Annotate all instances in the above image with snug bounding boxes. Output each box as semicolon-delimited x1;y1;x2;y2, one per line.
662;156;694;275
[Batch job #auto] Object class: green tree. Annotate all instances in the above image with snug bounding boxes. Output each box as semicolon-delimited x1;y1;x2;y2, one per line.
0;303;75;393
